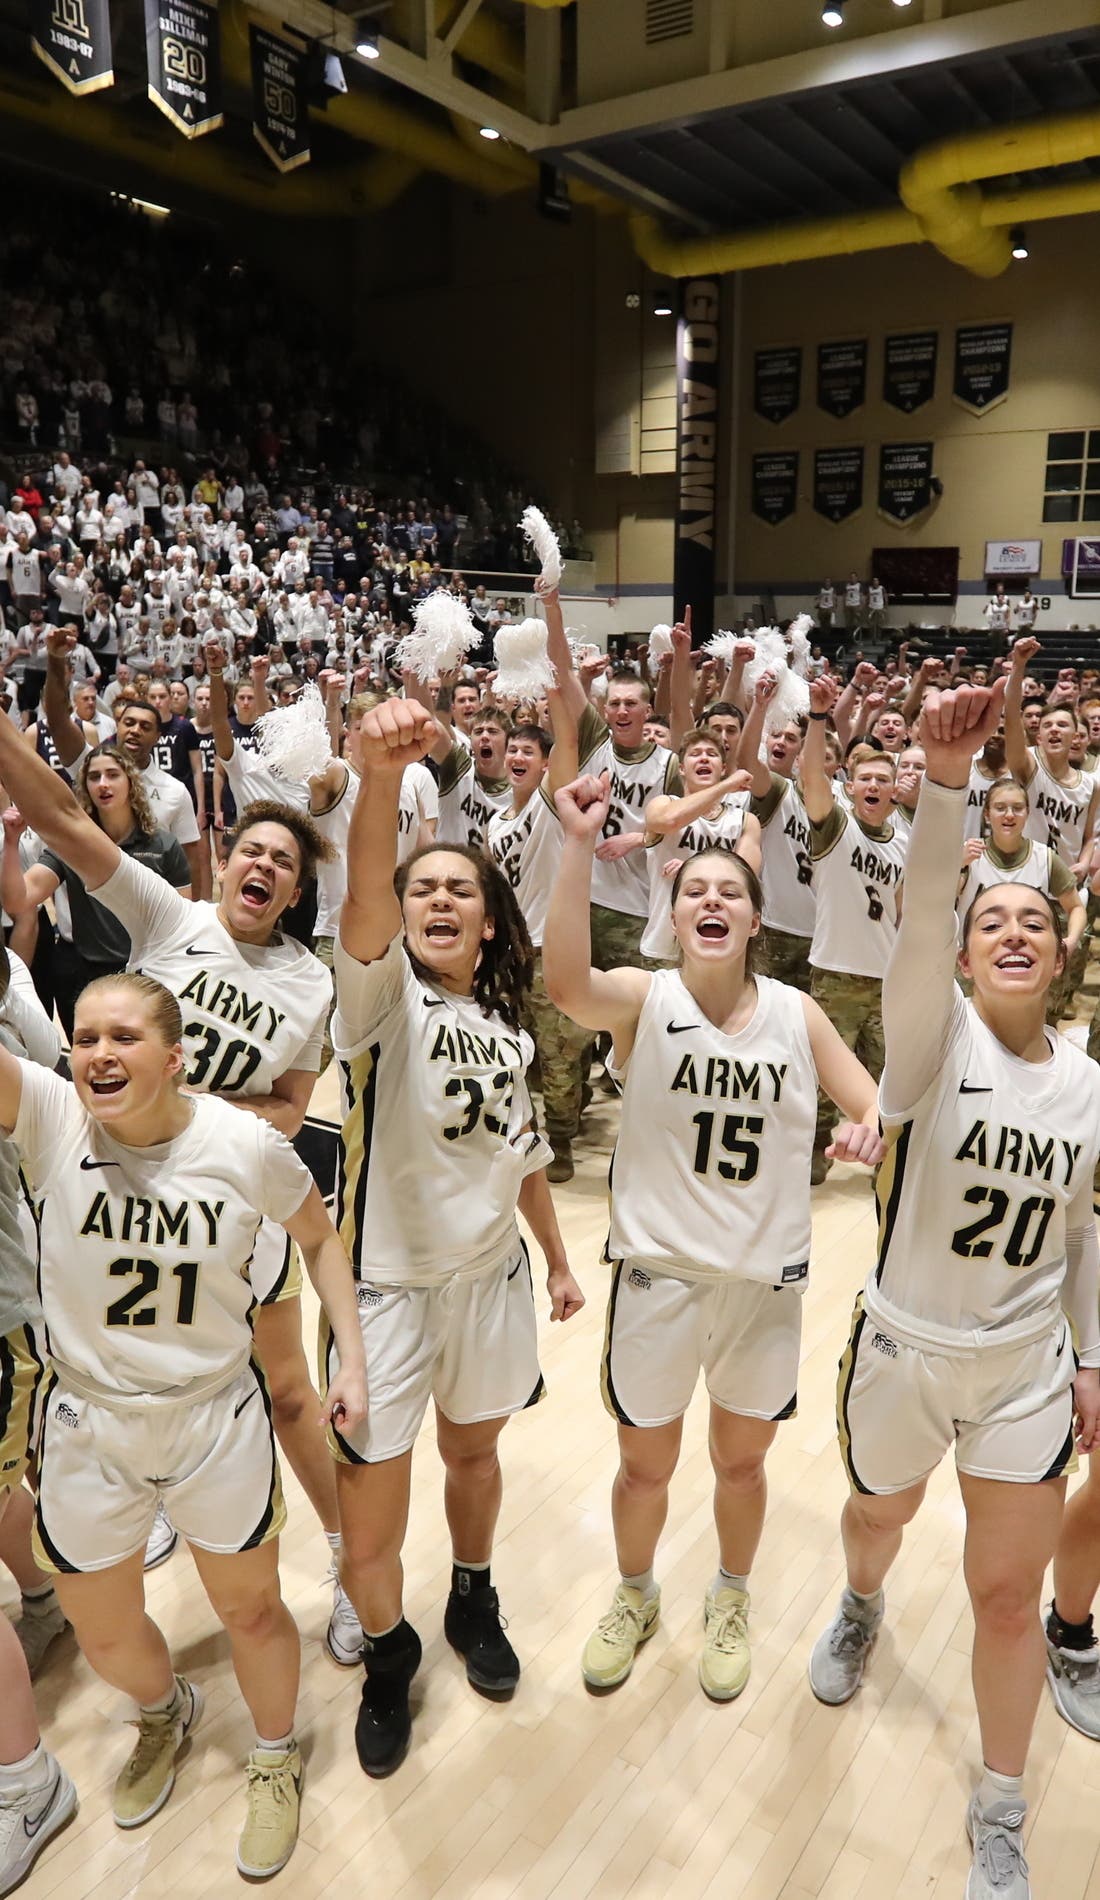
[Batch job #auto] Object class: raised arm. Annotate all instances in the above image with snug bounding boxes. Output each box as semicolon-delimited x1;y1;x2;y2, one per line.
645;769;753;838
542;774;651;1057
250;653;273;718
668;614;694;749
1004;636;1039;786
736;671;778;798
341;699;439;964
881;680;1006;1116
719;637;756;715
0;810;59;918
205;637;236;762
41;626;85;769
0;717;120;890
834;659;875;748
800;674;840;824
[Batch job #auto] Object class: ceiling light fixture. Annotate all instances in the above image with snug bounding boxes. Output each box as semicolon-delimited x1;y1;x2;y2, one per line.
821;1;844;26
479;125;501;140
1011;227;1029;259
355;29;380;57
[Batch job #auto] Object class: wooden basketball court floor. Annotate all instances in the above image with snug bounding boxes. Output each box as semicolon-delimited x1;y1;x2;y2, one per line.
10;1065;1100;1900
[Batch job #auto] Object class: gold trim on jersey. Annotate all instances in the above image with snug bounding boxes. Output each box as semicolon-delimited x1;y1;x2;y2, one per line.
873;1119;913;1286
335;1042;381;1273
599;1261;636;1426
0;1324;44;1492
241;1358;286;1549
835;1296;871;1494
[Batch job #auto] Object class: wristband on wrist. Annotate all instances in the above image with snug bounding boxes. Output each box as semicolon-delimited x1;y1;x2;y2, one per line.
808;710;828;721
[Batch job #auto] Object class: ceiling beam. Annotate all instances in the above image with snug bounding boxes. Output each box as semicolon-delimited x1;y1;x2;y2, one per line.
539;1;1100;152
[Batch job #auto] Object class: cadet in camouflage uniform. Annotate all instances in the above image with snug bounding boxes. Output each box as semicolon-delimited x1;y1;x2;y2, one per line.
801;678;907;1181
736;670;815;993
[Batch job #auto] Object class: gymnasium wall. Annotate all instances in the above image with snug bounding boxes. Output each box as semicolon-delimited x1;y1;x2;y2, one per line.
367;187;1100;637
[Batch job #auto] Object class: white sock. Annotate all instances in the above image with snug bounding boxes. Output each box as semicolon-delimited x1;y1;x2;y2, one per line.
712;1568;748;1596
844;1584;883;1612
0;1742;49;1798
141;1679;181;1716
255;1731;294;1755
978;1766;1025;1817
20;1583;55;1607
324;1530;341;1556
452;1557;490;1573
621;1568;657;1601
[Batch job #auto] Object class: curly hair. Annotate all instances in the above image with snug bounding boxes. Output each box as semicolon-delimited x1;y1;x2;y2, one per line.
77;745;156;838
223;799;336;884
395;843;534;1031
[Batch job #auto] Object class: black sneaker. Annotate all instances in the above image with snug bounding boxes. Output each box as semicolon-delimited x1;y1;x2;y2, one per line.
444;1585;520;1700
355;1620;422;1778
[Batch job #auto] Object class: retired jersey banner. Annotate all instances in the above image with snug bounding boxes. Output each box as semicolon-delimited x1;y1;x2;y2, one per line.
250;23;309;173
883;330;937;413
954;323;1012;414
31;0;113;95
751;451;799;527
145;0;222;138
817;338;866;419
674;278;721;645
753;346;801;426
814;446;863;523
878;441;933;524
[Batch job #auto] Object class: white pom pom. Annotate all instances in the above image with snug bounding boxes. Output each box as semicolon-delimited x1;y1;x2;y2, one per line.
253;685;334;784
705;629;737;665
648;623;673;663
786;612;815;678
739;626;811;733
590;668;609;699
394;592;477;683
521;506;562;588
493;619;558;700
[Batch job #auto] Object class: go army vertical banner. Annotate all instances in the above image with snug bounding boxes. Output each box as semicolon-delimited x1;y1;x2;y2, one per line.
250;23;310;172
674;278;721;646
31;0;113;95
878;442;933;524
145;0;222;138
953;323;1012;414
813;446;863;523
751;451;798;527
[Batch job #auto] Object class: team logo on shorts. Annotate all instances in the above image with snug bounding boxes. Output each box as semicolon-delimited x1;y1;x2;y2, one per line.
628;1267;652;1291
54;1401;80;1428
871;1332;898;1359
357;1284;384;1308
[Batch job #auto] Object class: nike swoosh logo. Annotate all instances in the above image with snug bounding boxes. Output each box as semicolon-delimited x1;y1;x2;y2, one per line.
234;1388;257;1419
80;1156;119;1170
958;1081;992;1094
1056;1331;1066;1358
23;1787;57;1838
184;946;210;957
666;1022;697;1035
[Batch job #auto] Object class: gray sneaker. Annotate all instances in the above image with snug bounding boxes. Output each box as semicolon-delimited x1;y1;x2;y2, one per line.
808;1589;883;1705
966;1793;1030;1898
1045;1630;1100;1739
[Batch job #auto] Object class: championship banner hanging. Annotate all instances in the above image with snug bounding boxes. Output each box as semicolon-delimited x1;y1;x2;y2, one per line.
813;446;863;523
753;347;801;426
817;339;866;420
878;442;933;525
751;451;798;527
31;0;113;95
953;323;1012;414
250;23;309;172
883;331;937;413
145;0;222;138
674;278;722;646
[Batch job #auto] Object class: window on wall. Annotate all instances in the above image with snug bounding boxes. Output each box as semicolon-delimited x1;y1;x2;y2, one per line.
1044;430;1100;522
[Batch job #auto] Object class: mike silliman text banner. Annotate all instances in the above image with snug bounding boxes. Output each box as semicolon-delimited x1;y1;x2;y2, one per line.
674;278;722;646
31;0;113;95
250;23;310;172
145;0;222;138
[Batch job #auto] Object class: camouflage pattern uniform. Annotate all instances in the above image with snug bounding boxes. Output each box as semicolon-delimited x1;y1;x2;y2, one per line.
524;952;593;1148
810;969;885;1158
590;904;665;973
760;926;812;994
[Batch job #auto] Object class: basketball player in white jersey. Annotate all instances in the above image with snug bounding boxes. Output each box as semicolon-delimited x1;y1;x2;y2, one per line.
736;671;815;992
0;711;363;1658
1006;638;1099;875
809;680;1100;1900
964;728;1008;842
802;675;908;1178
640;730;759;961
326;696;582;1778
1;971;365;1879
543;772;881;1700
419;694;512;848
958;781;1084;984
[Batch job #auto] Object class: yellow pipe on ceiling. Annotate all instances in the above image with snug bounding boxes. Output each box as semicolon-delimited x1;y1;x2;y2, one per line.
631;204;921;275
981;177;1100;225
899;107;1100;276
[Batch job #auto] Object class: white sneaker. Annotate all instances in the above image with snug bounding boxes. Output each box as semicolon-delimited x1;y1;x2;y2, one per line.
965;1792;1030;1898
14;1592;69;1678
325;1565;364;1667
0;1756;77;1896
144;1503;178;1572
